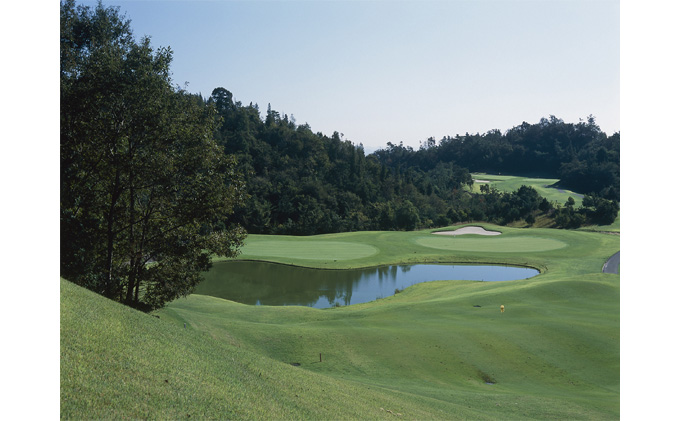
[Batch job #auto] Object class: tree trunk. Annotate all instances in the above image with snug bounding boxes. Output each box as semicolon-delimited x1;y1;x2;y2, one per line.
105;169;121;299
125;153;136;306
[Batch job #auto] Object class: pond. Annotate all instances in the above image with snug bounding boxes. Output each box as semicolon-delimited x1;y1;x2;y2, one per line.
194;261;539;309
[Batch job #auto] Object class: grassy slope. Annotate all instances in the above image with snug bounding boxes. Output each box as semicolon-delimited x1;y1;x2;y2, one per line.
62;278;461;419
62;225;620;419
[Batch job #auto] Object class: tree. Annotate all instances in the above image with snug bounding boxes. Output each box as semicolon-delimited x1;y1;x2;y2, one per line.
582;195;619;225
61;0;246;309
525;213;536;226
395;200;420;230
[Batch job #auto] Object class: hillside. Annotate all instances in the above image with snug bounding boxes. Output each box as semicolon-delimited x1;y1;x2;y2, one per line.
61;278;487;419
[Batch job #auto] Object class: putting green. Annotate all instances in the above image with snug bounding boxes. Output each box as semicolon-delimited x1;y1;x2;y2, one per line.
239;240;378;261
414;235;567;253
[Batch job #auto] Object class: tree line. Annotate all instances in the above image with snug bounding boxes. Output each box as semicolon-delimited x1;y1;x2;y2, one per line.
208;88;619;235
209;86;475;234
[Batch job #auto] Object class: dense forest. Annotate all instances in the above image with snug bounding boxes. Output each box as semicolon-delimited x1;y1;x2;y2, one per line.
207;87;619;235
373;115;620;200
61;1;619;309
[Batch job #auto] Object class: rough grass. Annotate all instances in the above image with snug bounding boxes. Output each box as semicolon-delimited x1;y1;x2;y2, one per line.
62;225;620;419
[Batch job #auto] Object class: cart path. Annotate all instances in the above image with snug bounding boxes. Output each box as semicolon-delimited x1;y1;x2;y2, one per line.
602;251;620;274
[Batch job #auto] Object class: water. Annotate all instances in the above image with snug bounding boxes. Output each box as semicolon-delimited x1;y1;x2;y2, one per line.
195;261;539;309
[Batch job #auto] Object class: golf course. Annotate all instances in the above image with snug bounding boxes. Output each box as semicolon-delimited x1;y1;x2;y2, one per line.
61;224;620;419
57;2;625;417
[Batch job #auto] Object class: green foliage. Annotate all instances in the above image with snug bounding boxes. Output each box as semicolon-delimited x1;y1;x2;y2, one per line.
60;0;245;309
553;195;618;229
206;88;477;234
582;195;620;225
395;200;420;230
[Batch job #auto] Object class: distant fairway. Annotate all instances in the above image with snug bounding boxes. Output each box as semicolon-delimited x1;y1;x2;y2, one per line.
471;172;584;206
414;235;567;253
469;172;620;232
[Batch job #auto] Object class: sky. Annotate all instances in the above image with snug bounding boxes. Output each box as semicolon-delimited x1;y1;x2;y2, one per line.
78;0;620;152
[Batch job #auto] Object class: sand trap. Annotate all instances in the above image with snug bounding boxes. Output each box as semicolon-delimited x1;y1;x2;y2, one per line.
433;226;501;236
473;179;491;183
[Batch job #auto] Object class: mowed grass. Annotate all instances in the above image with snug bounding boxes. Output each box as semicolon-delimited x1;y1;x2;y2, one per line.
166;273;619;419
62;224;620;419
217;224;617;275
415;235;567;253
238;238;379;261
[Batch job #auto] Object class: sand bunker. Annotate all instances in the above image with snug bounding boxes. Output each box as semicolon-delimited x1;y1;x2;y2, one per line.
433;226;501;236
473;179;491;183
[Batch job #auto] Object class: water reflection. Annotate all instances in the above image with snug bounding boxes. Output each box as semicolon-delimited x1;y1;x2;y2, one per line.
195;261;538;309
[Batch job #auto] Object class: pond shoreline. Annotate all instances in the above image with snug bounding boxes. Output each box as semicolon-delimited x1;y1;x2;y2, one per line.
224;258;544;274
198;261;541;309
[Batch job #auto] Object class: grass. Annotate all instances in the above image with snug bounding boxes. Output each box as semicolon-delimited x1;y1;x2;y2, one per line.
237;239;379;261
217;224;617;275
62;224;620;419
415;235;567;252
61;279;455;419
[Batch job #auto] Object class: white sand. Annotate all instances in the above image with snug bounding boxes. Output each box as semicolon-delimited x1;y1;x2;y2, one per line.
433;226;501;236
473;179;491;183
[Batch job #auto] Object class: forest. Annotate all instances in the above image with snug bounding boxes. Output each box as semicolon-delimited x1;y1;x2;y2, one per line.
208;87;620;235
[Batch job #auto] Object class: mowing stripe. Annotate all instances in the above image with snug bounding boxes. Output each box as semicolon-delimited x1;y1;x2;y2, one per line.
414;235;567;253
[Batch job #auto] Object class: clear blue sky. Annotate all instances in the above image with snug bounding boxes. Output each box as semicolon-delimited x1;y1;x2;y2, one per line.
80;0;620;151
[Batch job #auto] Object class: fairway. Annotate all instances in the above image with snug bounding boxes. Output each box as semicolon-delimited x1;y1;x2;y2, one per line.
164;226;619;418
414;234;567;253
468;173;621;232
471;172;584;206
239;238;378;260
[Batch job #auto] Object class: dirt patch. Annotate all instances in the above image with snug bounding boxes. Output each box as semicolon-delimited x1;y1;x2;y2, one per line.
433;226;501;236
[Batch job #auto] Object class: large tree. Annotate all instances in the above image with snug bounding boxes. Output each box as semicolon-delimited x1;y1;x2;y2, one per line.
61;0;246;309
